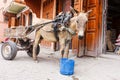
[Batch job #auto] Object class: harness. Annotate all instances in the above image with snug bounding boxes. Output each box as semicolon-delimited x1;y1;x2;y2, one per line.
24;13;74;41
53;12;73;41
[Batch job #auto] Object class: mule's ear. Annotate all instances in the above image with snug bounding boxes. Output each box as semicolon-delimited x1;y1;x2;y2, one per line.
86;9;92;14
70;6;79;15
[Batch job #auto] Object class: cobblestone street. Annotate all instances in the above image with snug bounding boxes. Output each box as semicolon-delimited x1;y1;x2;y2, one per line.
0;44;120;80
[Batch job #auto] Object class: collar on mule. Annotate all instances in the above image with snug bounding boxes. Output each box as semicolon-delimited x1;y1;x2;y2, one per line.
65;28;76;35
58;26;76;35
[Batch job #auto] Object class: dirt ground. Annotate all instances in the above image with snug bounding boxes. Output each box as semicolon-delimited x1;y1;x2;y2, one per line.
0;44;120;80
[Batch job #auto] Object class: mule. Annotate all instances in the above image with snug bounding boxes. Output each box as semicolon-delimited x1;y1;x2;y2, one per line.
32;10;92;61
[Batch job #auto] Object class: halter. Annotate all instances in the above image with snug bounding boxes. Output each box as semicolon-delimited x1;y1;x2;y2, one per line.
65;28;76;35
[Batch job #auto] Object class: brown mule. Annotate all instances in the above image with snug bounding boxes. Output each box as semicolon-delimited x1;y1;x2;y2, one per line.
32;10;92;61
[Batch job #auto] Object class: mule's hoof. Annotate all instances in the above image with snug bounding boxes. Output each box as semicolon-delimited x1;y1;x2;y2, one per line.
34;59;39;63
35;60;39;63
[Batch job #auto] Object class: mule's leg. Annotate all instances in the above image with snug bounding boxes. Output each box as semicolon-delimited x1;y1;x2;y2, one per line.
33;30;40;61
64;40;70;58
59;39;65;58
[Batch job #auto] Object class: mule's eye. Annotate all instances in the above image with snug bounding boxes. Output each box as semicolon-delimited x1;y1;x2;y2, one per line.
76;20;79;23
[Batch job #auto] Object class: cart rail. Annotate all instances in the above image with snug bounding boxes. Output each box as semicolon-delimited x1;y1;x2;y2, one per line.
4;26;26;38
4;20;55;38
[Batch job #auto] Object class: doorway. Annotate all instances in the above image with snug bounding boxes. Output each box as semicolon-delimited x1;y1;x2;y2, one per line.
106;0;120;52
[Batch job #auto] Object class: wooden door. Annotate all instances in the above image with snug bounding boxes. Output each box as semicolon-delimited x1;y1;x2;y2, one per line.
85;0;102;57
42;0;54;19
56;0;62;15
72;0;84;57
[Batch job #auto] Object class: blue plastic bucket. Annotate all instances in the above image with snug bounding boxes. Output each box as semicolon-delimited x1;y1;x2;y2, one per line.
60;58;75;75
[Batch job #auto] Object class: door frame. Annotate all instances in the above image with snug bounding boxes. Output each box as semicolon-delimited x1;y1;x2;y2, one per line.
101;0;108;54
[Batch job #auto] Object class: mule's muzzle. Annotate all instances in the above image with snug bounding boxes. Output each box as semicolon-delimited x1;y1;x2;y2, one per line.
78;36;84;40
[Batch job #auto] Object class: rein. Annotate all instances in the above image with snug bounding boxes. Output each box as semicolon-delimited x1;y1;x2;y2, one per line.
29;20;56;29
24;18;76;37
24;20;56;35
40;20;77;36
65;28;76;35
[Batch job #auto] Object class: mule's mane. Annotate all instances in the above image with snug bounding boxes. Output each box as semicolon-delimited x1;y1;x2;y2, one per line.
70;16;77;22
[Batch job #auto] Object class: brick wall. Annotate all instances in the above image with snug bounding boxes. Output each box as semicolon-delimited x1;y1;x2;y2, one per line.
0;22;8;42
0;0;12;42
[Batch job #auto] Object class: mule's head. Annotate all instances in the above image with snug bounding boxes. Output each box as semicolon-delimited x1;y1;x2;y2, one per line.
76;10;92;39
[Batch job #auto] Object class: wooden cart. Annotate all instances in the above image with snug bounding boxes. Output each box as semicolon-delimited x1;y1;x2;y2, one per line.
1;26;40;60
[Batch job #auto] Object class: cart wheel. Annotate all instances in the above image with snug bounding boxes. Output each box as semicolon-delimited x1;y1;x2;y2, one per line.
27;45;40;57
1;40;17;60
